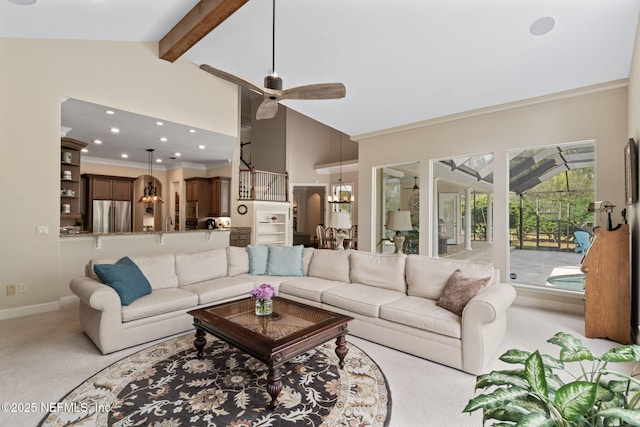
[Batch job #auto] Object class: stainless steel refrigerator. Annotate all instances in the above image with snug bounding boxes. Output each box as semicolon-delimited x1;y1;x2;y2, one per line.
93;200;132;233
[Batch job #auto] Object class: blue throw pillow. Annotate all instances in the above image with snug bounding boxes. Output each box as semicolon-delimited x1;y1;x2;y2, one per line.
247;245;269;275
267;245;304;276
93;256;152;305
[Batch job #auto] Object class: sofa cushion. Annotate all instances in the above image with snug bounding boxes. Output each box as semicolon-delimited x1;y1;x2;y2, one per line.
322;283;405;317
380;296;461;339
128;253;179;290
267;245;304;276
405;255;495;300
247;245;269;275
175;248;228;286
279;277;347;303
227;246;250;276
302;247;315;276
121;288;198;322
308;249;351;283
180;276;256;305
437;269;490;315
350;252;407;292
93;256;152;306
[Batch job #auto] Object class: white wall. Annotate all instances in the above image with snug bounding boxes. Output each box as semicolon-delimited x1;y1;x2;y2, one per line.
357;83;628;283
0;38;237;313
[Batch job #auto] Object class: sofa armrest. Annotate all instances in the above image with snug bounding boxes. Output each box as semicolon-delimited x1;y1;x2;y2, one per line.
69;276;121;312
462;282;516;324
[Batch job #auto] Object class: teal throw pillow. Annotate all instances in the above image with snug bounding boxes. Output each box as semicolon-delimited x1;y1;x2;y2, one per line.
247;245;269;275
94;256;152;305
267;245;304;276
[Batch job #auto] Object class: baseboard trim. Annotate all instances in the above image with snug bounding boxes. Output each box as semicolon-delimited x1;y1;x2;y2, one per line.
0;296;79;321
512;284;584;315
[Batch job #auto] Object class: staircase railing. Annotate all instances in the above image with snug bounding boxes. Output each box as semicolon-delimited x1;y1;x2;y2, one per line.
239;169;289;202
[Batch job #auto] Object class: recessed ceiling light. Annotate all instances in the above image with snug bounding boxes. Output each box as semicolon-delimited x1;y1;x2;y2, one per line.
160;137;168;142
93;139;102;144
174;152;181;157
189;129;196;133
156;159;162;163
105;110;115;115
198;145;205;150
529;16;555;36
121;153;128;158
156;121;164;126
8;0;37;5
110;127;120;133
81;148;88;153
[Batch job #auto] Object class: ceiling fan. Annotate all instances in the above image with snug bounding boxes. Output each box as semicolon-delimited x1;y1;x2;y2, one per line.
199;0;346;120
403;177;420;191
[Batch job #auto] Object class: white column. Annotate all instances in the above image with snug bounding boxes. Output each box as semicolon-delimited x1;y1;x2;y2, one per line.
486;193;493;244
432;178;439;257
465;187;473;251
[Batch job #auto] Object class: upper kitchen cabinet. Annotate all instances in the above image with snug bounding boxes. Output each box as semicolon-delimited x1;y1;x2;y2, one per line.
209;176;231;217
85;174;134;201
60;137;88;231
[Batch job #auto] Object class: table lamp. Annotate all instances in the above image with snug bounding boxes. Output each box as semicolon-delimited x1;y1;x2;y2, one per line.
386;210;412;254
329;211;352;250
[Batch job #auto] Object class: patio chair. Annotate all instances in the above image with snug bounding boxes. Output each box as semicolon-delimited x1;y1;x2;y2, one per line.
574;230;591;254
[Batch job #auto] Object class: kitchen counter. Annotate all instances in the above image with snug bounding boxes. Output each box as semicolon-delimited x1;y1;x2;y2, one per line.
59;227;250;237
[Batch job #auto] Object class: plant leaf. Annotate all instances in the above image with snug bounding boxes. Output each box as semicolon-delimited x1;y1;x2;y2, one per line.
601;345;640;363
463;387;529;413
548;331;586;352
525;351;548;399
500;349;531;365
483;406;527;422
554;381;597;421
517;412;556;427
597;407;640;426
559;348;596;362
476;370;528;389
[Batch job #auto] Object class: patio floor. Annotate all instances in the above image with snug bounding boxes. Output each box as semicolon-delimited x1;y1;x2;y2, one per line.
440;241;585;292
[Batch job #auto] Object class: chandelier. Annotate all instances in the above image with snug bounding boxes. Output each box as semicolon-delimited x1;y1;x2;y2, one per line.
138;149;163;203
328;139;354;204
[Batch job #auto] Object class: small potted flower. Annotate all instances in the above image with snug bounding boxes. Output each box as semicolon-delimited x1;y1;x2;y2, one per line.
250;283;278;316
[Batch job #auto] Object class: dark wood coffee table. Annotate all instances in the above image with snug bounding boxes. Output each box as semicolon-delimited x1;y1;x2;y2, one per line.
187;297;354;409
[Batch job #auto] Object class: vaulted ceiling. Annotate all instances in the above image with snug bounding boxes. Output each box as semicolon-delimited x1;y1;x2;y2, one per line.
2;0;639;140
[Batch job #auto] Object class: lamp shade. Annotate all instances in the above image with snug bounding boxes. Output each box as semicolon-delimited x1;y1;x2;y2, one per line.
386;210;412;231
329;211;352;230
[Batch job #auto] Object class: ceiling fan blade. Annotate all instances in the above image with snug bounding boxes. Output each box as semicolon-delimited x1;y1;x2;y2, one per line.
200;64;265;95
281;83;346;100
256;99;279;120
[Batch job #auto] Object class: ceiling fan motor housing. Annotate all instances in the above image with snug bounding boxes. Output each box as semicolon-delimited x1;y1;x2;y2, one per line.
264;74;283;90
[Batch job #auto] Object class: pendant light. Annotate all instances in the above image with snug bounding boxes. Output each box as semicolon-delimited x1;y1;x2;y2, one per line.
138;149;164;203
328;139;354;204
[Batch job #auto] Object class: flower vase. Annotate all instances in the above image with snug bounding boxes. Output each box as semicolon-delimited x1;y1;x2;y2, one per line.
255;299;273;316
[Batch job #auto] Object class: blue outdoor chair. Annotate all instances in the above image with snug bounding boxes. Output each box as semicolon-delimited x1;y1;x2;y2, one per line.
574;231;591;254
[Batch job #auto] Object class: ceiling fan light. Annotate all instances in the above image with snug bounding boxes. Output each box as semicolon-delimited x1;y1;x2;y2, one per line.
264;74;282;90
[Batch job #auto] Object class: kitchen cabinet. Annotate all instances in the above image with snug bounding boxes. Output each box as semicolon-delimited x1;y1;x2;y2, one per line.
229;228;250;247
185;178;210;205
60;137;88;230
209;176;231;217
85;175;133;201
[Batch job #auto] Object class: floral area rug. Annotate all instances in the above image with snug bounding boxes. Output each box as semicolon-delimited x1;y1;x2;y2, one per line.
39;333;390;426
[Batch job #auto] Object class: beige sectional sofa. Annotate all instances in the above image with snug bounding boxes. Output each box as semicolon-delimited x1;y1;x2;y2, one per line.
69;246;516;374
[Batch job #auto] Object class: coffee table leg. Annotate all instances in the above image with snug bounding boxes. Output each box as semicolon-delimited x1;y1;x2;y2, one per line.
194;328;206;359
335;334;349;369
267;366;283;409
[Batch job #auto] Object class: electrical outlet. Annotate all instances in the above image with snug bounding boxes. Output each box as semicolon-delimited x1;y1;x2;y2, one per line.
18;283;27;294
36;226;49;235
6;285;16;296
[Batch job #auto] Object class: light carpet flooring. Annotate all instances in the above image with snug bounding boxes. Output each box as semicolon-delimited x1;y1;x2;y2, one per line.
0;301;619;427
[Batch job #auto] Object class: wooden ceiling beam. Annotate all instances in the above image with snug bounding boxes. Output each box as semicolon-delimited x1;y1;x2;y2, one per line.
159;0;249;63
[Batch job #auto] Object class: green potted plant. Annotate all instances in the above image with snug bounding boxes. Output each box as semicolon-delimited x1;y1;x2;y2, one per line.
464;332;640;426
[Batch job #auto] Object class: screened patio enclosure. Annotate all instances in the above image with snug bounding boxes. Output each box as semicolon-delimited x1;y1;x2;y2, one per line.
433;140;595;292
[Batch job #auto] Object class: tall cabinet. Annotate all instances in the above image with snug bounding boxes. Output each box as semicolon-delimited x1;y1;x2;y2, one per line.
580;224;631;344
60;137;87;231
